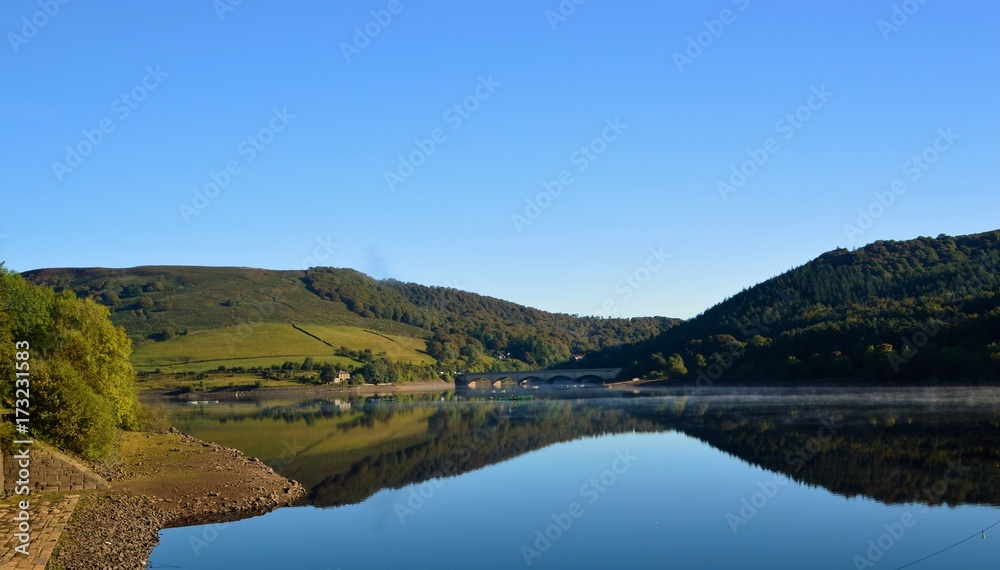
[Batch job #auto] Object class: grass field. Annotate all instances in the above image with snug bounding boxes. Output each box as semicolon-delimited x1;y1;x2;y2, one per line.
131;322;433;372
134;372;305;391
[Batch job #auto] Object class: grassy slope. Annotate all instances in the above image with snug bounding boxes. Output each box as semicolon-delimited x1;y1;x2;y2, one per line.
130;323;434;372
24;266;434;372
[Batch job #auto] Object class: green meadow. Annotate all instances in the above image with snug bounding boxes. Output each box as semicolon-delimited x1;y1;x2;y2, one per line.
131;322;434;373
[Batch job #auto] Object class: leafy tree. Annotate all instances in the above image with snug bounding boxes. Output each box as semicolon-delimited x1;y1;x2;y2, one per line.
1;268;140;459
319;363;335;383
666;354;688;378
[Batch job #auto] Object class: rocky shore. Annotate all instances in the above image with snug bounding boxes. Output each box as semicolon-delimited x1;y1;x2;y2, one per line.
51;428;306;569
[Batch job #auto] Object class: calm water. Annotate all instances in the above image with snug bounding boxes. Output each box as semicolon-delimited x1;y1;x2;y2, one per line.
148;387;1000;569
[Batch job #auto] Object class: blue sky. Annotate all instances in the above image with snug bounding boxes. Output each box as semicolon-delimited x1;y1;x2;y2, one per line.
1;1;998;319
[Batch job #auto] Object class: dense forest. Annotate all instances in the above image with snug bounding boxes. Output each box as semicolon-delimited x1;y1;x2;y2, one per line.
0;266;141;459
592;231;1000;383
302;267;678;370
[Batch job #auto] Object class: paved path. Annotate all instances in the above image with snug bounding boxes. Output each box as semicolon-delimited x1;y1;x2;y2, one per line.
0;494;79;568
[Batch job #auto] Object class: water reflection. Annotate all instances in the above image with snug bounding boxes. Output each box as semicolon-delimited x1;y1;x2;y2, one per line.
158;387;1000;510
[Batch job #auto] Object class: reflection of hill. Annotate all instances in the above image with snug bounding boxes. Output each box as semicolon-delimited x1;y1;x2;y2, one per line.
673;402;1000;508
166;391;1000;511
307;401;662;507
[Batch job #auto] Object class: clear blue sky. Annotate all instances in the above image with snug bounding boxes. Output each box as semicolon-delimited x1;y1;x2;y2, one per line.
2;1;997;319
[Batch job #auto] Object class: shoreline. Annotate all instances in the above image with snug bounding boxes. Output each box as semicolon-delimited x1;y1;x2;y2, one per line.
139;379;455;400
51;428;305;569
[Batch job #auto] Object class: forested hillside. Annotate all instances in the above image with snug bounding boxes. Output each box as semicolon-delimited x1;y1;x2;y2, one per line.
303;268;677;370
598;231;1000;383
23;266;678;376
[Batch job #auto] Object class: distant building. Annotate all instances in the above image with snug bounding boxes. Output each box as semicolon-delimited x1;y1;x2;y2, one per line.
335;370;350;383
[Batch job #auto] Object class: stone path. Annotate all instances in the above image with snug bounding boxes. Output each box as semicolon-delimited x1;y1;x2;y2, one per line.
0;494;79;568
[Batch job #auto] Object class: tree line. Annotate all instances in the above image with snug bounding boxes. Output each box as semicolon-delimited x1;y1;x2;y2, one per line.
303;267;679;373
601;231;1000;383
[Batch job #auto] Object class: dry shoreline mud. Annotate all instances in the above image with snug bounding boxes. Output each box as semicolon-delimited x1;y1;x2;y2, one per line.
51;428;305;569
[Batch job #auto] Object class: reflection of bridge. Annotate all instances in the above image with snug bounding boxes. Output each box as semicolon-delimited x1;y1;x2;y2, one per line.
456;368;623;386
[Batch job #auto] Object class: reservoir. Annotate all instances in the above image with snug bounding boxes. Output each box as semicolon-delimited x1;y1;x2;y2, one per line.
148;387;1000;569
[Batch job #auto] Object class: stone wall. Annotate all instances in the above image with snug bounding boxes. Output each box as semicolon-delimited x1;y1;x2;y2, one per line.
3;441;109;494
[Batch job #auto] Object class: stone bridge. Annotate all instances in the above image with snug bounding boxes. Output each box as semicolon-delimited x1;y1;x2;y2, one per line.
456;368;623;387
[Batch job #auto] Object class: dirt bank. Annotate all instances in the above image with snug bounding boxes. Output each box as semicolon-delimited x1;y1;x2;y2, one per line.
51;428;305;569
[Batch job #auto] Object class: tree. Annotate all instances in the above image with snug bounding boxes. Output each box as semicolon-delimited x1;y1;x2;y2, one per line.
48;291;140;429
667;354;688;378
1;268;141;459
319;363;335;383
99;290;120;306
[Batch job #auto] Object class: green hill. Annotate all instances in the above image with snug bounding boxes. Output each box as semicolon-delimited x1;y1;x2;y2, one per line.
22;266;678;376
593;230;1000;383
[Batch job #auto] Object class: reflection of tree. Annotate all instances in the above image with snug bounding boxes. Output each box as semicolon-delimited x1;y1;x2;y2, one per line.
176;393;1000;511
307;402;661;507
676;407;1000;508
